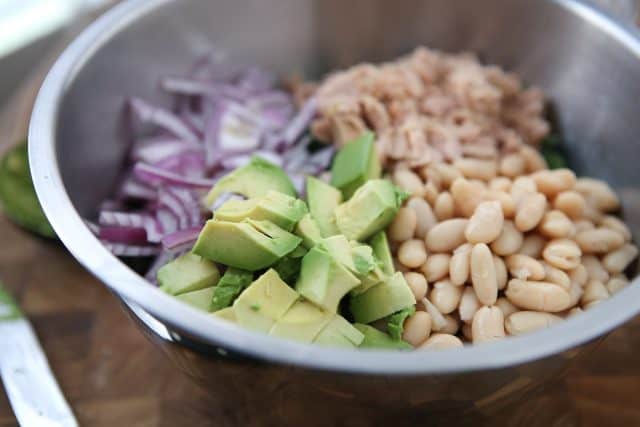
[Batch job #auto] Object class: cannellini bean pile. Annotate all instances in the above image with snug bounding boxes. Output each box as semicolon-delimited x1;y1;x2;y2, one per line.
387;153;638;349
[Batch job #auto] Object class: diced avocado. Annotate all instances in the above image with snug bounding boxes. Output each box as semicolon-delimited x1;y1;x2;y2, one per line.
369;231;395;275
192;219;301;271
306;176;342;237
295;213;323;249
350;244;377;276
295;246;361;312
354;324;413;350
349;272;416;323
233;269;299;333
289;244;308;258
212;307;236;322
335;179;403;241
176;287;215;312
214;191;308;231
330;131;381;198
269;300;333;343
158;253;220;295
318;235;356;271
205;156;296;207
210;268;254;311
314;315;365;348
350;264;386;296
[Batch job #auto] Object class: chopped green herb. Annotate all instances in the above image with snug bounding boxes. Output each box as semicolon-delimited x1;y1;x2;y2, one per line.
272;256;302;284
250;303;261;311
387;305;416;341
210;268;253;311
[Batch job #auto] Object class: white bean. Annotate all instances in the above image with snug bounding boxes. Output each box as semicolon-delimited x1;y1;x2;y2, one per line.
430;279;463;314
581;280;609;306
401;311;432;346
425;219;468;252
471;306;505;344
420;254;451;282
459;287;481;324
398;239;428;268
407;197;437;238
574;178;620;212
538;210;574;239
419;333;464;350
505;279;571;312
506;254;546;280
606;274;629;295
404;272;428;301
388;207;417;241
505;311;562;336
518;234;546;258
515;192;547;232
470;243;498;305
465;200;504;243
575;228;625;254
450;243;472;286
393;169;425;197
553;191;586;220
495;297;519;317
434;192;455;221
542;239;582;270
531;169;576;198
602;243;638;274
494;255;508;290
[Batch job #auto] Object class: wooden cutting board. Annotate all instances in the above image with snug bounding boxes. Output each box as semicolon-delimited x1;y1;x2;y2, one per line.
1;11;640;426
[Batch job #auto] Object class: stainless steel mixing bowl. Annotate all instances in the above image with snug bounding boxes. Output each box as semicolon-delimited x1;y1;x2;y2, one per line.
28;0;640;424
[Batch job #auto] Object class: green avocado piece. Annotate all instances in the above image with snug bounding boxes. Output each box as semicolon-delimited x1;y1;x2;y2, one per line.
387;306;416;341
354;324;413;350
269;300;333;343
0;142;56;238
176;286;215;311
317;235;356;271
330;131;381;199
295;246;361;312
295;213;323;249
233;269;299;333
192;219;302;271
214;190;308;231
272;255;302;284
306;176;342;237
369;231;395;275
212;306;237;322
158;253;220;295
350;264;386;296
349;272;416;323
335;179;403;242
210;268;253;311
205;156;297;208
314;315;364;348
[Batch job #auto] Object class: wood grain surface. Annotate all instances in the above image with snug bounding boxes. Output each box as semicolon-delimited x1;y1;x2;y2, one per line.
1;5;640;424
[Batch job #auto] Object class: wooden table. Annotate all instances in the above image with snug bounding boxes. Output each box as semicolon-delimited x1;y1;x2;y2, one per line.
1;8;640;423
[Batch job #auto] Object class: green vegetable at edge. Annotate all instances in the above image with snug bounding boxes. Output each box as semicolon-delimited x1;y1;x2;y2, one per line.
540;135;568;169
0;141;56;238
210;268;254;311
386;305;415;341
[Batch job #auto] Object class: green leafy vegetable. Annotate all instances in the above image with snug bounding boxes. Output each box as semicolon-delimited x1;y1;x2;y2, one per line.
0;141;56;238
210;268;253;311
540;135;568;169
272;256;302;284
387;305;416;341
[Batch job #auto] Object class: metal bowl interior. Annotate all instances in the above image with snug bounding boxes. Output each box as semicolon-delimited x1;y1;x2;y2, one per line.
29;0;640;375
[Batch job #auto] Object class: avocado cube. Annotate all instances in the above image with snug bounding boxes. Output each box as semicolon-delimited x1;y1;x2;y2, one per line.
317;235;356;271
269;301;333;343
176;287;215;312
192;219;302;271
212;307;237;322
306;176;342;237
210;268;254;311
158;253;220;295
330;131;381;199
369;231;395;275
350;264;386;296
349;272;416;323
233;269;299;333
205;156;297;208
350;244;377;276
295;246;360;312
314;315;364;348
335;179;402;241
354;324;413;350
214;190;308;231
295;213;323;249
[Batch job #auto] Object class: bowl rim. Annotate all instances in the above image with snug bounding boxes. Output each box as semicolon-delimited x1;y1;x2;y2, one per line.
29;0;640;375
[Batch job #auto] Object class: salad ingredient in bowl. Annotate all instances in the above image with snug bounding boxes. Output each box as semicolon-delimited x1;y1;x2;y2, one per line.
91;47;638;350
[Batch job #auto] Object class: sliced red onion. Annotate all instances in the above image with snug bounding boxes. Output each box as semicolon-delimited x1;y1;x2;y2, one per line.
117;176;157;201
308;147;335;169
280;96;317;147
99;211;163;242
152;151;206;177
204;101;263;168
237;66;276;94
133;162;215;189
221;150;283;170
132;139;203;164
165;187;203;227
289;173;307;197
161;226;202;250
99;226;149;245
102;242;160;257
156;209;178;236
160;77;246;101
158;188;189;229
129;97;200;143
